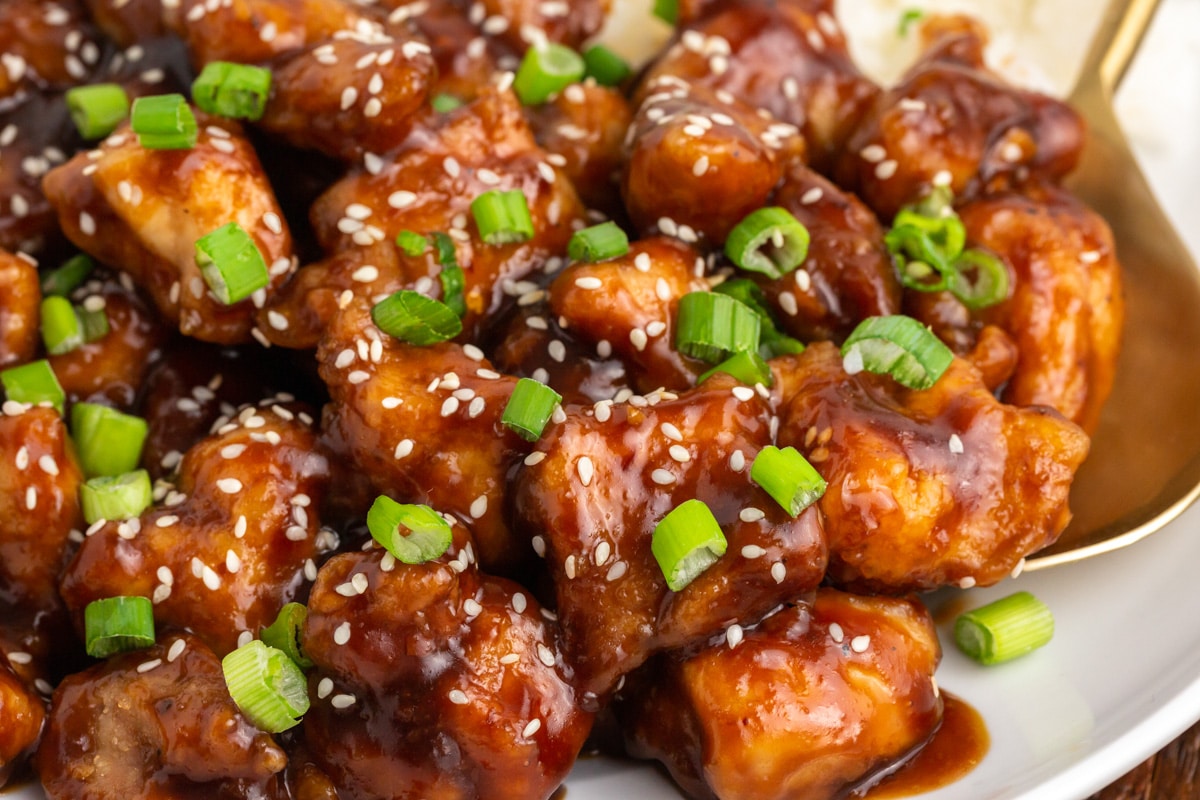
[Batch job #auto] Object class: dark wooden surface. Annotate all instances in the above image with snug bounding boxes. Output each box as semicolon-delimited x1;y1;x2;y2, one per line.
1087;719;1200;799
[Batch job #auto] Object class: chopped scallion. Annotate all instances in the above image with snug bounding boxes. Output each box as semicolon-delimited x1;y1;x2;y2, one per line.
947;249;1010;310
712;278;806;359
954;591;1054;665
432;232;466;317
40;296;84;355
366;497;453;564
260;602;313;670
583;45;632;86
675;292;761;363
652;499;727;591
222;639;309;732
194;222;270;304
470;189;534;246
371;290;462;345
653;0;679;25
568;222;629;262
71;402;148;477
840;315;953;390
697;350;773;387
80;469;153;524
431;93;463;113
84;596;155;658
725;207;810;280
513;43;586;105
41;254;94;297
502;378;562;441
396;230;429;257
898;8;925;37
66;83;130;140
191;61;272;121
750;446;826;517
130;93;198;150
78;307;110;342
1;360;65;414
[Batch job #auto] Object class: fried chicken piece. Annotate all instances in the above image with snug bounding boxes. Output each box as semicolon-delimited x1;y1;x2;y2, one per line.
35;632;287;800
59;406;332;656
640;0;879;173
317;301;530;572
755;163;901;342
81;0;167;47
42;116;296;345
624;78;804;244
618;588;942;800
397;0;505;101
546;236;709;394
838;16;1084;219
776;341;1090;592
0;0;102;99
514;375;828;697
0;94;74;256
0;249;40;367
303;537;592;800
169;0;366;67
263;88;584;347
0;624;51;789
464;0;609;51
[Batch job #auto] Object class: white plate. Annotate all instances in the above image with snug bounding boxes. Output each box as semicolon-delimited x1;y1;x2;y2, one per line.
11;2;1200;799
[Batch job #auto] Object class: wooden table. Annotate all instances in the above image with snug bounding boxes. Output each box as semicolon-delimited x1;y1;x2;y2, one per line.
1087;719;1200;798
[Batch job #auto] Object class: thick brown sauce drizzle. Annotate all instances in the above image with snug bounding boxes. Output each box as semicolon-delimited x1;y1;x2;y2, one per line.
860;694;990;799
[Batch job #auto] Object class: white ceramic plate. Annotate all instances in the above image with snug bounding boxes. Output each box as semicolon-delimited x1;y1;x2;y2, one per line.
11;2;1200;799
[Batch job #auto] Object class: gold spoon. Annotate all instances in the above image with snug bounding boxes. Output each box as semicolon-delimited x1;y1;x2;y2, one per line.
1026;0;1200;568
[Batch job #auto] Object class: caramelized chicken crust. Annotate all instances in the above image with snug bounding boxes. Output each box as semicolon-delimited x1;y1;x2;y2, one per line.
618;588;942;800
776;342;1090;592
0;249;40;367
35;632;288;800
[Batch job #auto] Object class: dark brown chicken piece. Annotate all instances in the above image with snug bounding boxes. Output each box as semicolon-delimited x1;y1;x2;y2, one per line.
48;272;169;409
547;236;709;394
838;16;1084;220
776;341;1090;592
528;81;632;214
757;163;902;342
640;0;879;173
317;301;531;573
0;610;66;789
0;654;45;788
82;0;167;47
0;0;102;99
514;374;828;697
59;406;332;656
303;537;593;800
464;0;609;52
35;632;287;800
391;1;503;102
958;184;1123;433
624;78;804;244
0;93;75;256
618;588;942;800
263;88;584;347
43;115;296;345
0;249;40;367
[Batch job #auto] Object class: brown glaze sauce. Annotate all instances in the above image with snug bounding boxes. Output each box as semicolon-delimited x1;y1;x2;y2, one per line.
861;694;990;799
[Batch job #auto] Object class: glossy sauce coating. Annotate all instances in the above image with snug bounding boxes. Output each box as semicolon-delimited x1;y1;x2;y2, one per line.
0;250;40;367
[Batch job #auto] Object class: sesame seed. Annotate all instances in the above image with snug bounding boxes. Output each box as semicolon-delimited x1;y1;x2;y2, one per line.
7;651;32;665
1080;250;1101;264
606;561;627;581
829;622;844;643
79;212;96;235
668;445;691;462
137;658;162;674
348;370;371;385
778;291;799;316
629;328;648;351
394;439;414;459
536;643;556;667
317;678;334;699
470;494;488;519
741;544;766;558
860;144;886;163
202;564;221;591
25;486;36;510
726;624;744;649
594;541;611;565
331;694;357;708
234;515;248;538
548;340;566;362
225;550;242;573
660;422;683;441
577;456;594;486
729;450;746;471
463;597;483;617
532;535;546;557
522;719;542;737
564;554;576;579
333;622;351;645
739;507;765;522
524;451;546;466
574;276;603;290
850;635;871;653
933;170;953;187
875;159;899;180
167;639;186;662
352;265;380;283
949;434;964;454
388;190;416;208
448;689;469;705
634;253;652;272
731;386;755;402
771;562;786;583
38;454;59;475
216;478;242;494
441;397;460;416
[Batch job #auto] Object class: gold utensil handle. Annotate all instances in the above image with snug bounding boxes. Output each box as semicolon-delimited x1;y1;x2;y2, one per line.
1075;0;1162;95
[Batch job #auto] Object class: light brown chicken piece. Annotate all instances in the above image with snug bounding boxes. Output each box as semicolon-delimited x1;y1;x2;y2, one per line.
42;116;296;345
463;0;609;51
776;341;1090;592
0;249;40;367
619;588;943;800
81;0;167;47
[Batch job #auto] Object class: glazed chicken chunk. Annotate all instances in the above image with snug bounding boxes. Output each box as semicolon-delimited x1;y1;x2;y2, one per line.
59;404;333;656
0;651;45;788
618;588;943;800
776;342;1090;592
514;374;828;697
0;249;40;367
303;531;593;800
0;0;102;100
35;632;288;800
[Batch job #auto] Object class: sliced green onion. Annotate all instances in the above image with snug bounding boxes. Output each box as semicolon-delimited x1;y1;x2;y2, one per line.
40;296;84;355
80;469;153;524
66;83;130;140
898;8;925;36
78;307;110;342
711;278;805;359
725;207;811;280
652;499;727;592
130;93;198;150
71;402;148;477
513;43;586;106
470;189;535;246
366;497;453;564
432;232;466;318
502;378;562;441
583;45;632;86
954;591;1054;665
431;93;463;113
841;315;954;390
568;222;629;262
84;596;155;658
697;350;773;387
947;249;1010;310
41;254;94;297
260;602;313;670
396;230;429;257
675;292;761;363
371;290;462;345
222;640;309;733
885;190;966;293
653;0;679;25
1;360;65;414
194;222;270;304
750;446;826;517
191;61;272;121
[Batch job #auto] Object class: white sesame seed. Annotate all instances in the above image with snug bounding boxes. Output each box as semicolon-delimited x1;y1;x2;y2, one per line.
875;159;899;180
394;439;414;459
315;678;334;699
778;290;799;316
605;561;627;581
216;478;242;494
731;386;755;402
850;635;871;653
576;456;594;486
441;397;460;417
668;445;691;462
629;328;648;351
388;190;416;209
933;170;953;187
536;643;556;667
137;658;162;674
771;562;786;583
594;541;611;566
79;212;96;236
574;276;603;290
347;370;371;385
25;486;36;510
333;622;351;645
202;565;221;591
726;624;744;649
949;434;964;454
448;689;469;705
511;592;527;614
829;622;844;643
234;515;248;538
225;549;241;573
532;535;546;557
741;544;766;558
739;507;765;522
524;451;546;466
522;718;542;737
1081;250;1101;264
7;651;32;665
842;345;864;375
564;554;576;579
331;694;357;709
37;454;59;475
470;494;488;519
860;144;886;163
167;639;186;662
